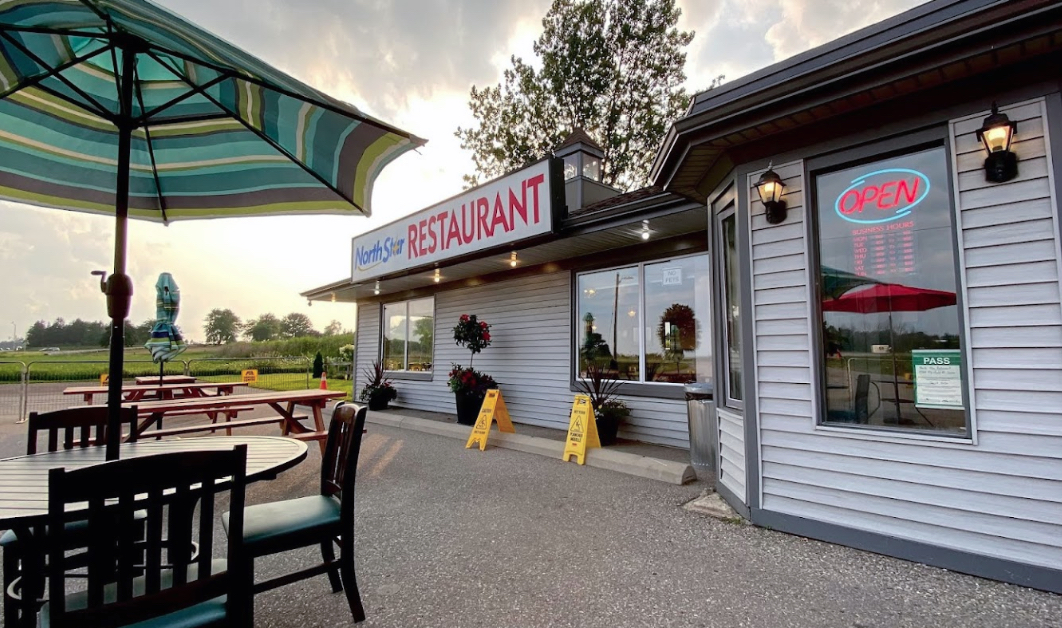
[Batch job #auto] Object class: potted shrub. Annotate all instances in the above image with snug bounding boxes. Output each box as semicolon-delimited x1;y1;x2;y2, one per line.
576;363;630;445
447;365;497;425
450;314;494;425
358;360;397;411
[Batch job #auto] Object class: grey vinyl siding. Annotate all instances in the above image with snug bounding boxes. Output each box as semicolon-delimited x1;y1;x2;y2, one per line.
354;303;380;397
749;98;1062;572
357;271;692;447
717;407;746;500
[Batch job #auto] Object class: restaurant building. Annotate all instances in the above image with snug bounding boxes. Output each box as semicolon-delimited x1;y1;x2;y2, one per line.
306;0;1062;593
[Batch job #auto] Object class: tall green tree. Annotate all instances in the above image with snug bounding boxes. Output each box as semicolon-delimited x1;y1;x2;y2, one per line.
323;320;345;336
243;313;282;342
280;313;315;338
203;308;241;344
456;0;694;191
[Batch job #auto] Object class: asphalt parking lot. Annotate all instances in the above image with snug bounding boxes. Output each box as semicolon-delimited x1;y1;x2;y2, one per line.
0;419;1059;627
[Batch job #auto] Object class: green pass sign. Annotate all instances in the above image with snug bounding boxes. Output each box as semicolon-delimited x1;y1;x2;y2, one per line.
912;350;963;410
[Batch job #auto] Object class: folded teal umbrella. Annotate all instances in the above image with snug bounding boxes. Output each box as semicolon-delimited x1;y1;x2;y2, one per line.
0;0;424;459
144;272;185;367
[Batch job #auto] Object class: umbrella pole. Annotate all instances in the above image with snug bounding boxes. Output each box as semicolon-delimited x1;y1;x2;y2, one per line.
104;46;138;461
888;310;901;423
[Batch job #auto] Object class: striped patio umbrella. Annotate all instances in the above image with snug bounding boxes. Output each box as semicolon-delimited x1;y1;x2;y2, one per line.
144;272;186;369
0;0;424;459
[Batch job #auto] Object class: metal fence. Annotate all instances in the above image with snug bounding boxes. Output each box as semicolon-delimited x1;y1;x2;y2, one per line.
22;359;184;419
187;357;311;392
2;355;338;422
0;361;26;422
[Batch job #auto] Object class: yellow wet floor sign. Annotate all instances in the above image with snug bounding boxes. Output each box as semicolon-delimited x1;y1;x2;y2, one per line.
465;389;516;450
562;395;600;465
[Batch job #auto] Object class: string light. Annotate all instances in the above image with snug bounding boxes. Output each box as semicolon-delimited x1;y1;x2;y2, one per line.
641;220;650;240
510;251;518;267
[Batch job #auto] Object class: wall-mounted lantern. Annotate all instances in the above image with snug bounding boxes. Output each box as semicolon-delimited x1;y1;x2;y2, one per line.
433;268;441;283
755;164;787;224
510;251;518;268
641;219;650;240
373;280;380;296
976;103;1018;183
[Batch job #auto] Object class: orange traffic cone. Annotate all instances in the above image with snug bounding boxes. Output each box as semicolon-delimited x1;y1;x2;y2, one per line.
319;372;328;390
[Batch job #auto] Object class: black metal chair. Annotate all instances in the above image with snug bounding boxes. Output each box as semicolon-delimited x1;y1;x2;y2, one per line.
827;374;880;424
38;445;251;628
223;403;368;622
2;407;140;628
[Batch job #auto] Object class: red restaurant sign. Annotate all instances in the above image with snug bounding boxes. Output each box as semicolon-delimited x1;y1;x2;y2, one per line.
351;159;559;283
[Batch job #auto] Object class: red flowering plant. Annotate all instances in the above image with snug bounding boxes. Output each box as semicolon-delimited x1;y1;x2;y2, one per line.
448;314;496;396
446;364;496;396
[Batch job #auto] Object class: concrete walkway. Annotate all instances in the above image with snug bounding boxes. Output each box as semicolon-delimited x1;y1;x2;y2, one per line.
366;407;698;486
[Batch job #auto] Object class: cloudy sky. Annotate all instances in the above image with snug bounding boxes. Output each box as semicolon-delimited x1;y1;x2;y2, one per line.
0;0;924;343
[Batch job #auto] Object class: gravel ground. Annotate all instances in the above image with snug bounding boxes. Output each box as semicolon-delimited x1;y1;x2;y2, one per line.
0;419;1059;628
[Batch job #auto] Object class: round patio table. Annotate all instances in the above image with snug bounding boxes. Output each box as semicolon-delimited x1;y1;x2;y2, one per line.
0;435;307;628
0;435;307;528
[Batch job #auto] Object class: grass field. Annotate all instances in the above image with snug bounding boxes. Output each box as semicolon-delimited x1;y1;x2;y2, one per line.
0;348;353;400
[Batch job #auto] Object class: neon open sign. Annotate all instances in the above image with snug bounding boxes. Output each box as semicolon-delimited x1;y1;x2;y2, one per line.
834;168;930;224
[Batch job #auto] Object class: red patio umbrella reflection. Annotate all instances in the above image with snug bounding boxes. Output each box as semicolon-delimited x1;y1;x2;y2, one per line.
821;283;956;314
822;282;957;421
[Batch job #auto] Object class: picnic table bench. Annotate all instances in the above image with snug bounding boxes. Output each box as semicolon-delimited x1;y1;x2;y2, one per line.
134;374;197;385
64;381;249;403
106;389;347;452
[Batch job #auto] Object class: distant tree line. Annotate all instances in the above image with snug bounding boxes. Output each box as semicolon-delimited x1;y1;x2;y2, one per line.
25;318;156;348
203;308;347;345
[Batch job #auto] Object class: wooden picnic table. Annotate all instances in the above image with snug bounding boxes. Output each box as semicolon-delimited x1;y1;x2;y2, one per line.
117;389;347;453
64;381;249;403
134;374;197;385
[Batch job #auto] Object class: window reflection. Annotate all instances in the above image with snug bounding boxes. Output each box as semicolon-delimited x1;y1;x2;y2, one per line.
576;255;711;384
721;213;743;401
578;268;640;380
645;257;711;383
382;303;406;371
381;298;434;372
406;298;434;371
816;146;967;434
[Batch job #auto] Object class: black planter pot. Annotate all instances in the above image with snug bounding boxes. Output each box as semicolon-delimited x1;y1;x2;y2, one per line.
596;415;621;446
455;392;485;425
367;394;390;412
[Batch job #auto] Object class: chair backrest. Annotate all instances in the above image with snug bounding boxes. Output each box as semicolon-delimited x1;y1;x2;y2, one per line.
27;406;139;455
854;374;871;423
46;446;248;628
320;403;368;524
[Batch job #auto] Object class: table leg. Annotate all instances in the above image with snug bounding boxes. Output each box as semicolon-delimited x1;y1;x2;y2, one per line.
312;404;327;454
134;412;163;439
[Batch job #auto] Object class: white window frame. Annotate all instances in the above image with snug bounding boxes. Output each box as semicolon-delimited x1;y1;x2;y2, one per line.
379;297;435;373
574;252;710;386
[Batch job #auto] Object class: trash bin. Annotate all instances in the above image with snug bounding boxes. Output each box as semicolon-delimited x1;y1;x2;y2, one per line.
684;382;716;482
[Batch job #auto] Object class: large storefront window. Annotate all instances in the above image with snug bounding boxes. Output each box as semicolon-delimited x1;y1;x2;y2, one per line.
382;297;434;372
814;145;968;434
576;255;711;385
